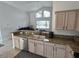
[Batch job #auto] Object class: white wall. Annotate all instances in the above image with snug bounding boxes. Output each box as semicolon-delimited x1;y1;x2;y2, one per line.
28;11;36;28
0;2;29;43
4;1;52;12
0;31;2;44
52;1;79;36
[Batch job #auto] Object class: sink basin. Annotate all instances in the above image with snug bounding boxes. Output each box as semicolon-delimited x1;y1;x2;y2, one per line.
43;39;49;42
32;35;49;42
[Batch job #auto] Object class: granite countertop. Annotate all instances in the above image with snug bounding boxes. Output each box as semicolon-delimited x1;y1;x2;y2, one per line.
13;34;79;53
15;35;28;38
48;38;79;53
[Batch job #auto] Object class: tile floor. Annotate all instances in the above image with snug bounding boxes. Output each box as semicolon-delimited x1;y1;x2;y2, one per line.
0;39;45;58
15;51;45;58
0;39;21;58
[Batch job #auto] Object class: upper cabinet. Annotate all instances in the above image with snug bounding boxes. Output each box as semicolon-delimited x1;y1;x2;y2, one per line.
55;10;77;31
55;12;65;30
76;10;79;31
66;11;76;30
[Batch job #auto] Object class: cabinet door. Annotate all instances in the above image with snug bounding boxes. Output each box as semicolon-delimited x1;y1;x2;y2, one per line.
66;11;76;30
28;39;35;53
76;11;79;31
12;34;15;48
44;42;54;58
66;46;74;58
35;40;44;56
14;36;20;49
19;38;24;50
55;12;65;30
54;44;66;58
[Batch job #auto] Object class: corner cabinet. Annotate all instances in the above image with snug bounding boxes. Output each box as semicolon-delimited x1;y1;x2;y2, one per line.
55;10;77;31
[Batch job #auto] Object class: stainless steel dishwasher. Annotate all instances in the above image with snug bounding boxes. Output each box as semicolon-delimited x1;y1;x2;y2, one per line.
20;37;28;51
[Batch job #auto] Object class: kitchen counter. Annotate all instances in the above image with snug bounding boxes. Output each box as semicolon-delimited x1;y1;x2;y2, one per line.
28;36;79;53
13;33;79;53
48;38;79;53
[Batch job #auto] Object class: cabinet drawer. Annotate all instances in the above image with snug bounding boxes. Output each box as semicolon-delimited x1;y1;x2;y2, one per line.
54;44;66;49
44;42;54;46
13;36;20;39
28;39;35;42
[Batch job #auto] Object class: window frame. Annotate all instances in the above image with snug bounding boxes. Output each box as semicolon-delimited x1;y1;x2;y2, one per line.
35;7;52;31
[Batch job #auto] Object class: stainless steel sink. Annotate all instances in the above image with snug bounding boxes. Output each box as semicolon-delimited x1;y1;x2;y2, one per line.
43;39;49;41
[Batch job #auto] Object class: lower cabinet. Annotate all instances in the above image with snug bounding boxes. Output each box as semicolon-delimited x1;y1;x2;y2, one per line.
54;44;66;58
43;43;68;58
12;34;74;58
66;45;74;58
14;36;20;49
44;42;54;58
13;36;28;50
28;39;74;58
28;39;44;56
28;39;35;53
35;40;44;56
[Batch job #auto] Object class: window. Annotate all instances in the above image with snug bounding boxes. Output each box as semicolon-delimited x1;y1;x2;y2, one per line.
43;10;50;17
36;21;49;29
35;7;51;30
36;11;42;18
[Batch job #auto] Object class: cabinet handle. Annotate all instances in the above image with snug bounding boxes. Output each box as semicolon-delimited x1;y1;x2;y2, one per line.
34;43;35;46
34;43;36;46
63;26;64;29
66;26;67;29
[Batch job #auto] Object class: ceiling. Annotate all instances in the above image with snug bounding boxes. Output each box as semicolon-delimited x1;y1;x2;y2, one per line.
3;1;52;12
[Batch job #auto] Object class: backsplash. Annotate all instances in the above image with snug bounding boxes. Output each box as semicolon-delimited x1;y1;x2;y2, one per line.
54;30;79;36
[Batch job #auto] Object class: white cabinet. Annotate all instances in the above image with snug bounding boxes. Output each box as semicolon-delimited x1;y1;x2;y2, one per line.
35;40;44;56
44;42;54;58
12;36;28;50
55;10;76;31
43;42;67;58
12;34;74;58
28;39;44;56
54;44;66;58
66;11;76;30
55;12;65;30
66;46;74;58
43;42;73;58
28;39;35;53
28;39;74;58
13;36;20;49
